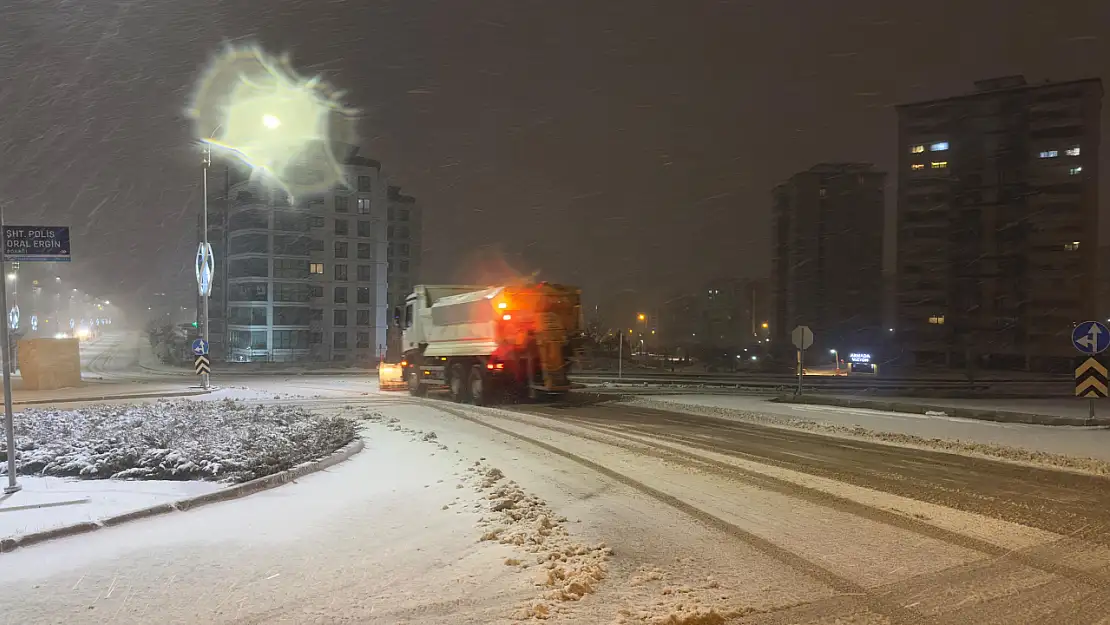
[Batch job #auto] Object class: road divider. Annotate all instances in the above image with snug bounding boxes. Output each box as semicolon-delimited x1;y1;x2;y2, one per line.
571;372;1071;398
774;394;1110;427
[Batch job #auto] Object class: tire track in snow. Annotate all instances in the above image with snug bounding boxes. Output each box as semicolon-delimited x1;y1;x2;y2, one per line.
533;417;1110;623
235;387;1110;621
524;413;1110;590
423;400;929;625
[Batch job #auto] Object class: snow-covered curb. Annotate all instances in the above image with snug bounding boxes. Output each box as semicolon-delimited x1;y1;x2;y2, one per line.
14;388;213;407
0;437;364;554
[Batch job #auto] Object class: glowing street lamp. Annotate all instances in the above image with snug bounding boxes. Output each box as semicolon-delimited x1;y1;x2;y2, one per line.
188;44;358;199
187;45;357;387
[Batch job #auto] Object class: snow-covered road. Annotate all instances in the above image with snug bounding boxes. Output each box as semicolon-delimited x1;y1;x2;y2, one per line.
3;389;1109;623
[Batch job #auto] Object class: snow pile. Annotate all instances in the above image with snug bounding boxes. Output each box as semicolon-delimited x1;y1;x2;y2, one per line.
624;397;1110;476
357;409;612;621
467;461;613;620
4;399;356;482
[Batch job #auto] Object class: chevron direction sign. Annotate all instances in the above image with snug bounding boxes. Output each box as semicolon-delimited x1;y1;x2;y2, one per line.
194;355;211;376
1075;357;1108;398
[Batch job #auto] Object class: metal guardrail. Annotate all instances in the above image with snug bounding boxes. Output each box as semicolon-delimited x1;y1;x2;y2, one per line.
570;371;1071;396
574;369;1071;383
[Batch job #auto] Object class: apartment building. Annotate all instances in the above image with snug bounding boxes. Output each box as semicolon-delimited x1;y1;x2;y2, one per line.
896;76;1102;372
204;147;389;363
386;185;422;315
771;163;886;356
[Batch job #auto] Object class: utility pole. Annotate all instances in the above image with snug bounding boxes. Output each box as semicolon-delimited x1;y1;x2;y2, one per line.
199;144;212;390
0;207;17;494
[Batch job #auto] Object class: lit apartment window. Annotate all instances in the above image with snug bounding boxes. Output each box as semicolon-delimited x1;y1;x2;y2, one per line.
1038;150;1059;159
1065;241;1081;252
1070;166;1083;176
1067;146;1081;157
929;142;949;151
357;198;371;214
930;161;948;169
928;315;945;325
911;163;925;171
309;263;324;274
911;145;925;154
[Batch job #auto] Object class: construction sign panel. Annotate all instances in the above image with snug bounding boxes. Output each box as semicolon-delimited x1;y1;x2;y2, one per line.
1075;357;1108;398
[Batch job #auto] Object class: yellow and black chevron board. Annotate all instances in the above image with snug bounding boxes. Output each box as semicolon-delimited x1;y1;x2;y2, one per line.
1075;357;1108;398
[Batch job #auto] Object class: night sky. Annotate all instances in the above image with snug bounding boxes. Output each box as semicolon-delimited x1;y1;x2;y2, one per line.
3;1;1108;321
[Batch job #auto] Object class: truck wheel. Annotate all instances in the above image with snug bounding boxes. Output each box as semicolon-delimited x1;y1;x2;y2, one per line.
449;363;470;403
469;365;488;406
407;369;426;397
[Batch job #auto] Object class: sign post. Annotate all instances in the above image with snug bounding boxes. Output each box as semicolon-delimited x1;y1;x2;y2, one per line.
1072;321;1110;422
1;224;71;494
192;338;211;379
791;325;814;395
195;242;214;390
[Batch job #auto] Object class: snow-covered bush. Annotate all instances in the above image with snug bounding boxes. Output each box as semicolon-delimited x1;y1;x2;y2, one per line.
1;399;356;483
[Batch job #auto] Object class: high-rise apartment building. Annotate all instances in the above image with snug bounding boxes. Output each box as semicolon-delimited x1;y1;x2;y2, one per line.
771;163;886;355
386;185;422;314
204;147;389;363
896;76;1102;372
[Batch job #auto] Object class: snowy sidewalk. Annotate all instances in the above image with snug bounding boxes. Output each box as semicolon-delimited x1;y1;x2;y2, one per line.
0;477;222;542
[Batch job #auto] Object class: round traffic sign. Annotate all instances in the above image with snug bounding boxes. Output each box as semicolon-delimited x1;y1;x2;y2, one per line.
1072;320;1110;355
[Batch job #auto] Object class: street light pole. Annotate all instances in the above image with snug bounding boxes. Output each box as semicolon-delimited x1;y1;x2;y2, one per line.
0;207;18;494
618;331;622;380
200;143;211;390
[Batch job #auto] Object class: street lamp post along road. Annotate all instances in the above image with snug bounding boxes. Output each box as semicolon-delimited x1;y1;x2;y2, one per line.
199;142;212;390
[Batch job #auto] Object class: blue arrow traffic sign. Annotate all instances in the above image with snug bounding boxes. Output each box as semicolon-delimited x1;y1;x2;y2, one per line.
1072;321;1110;355
191;338;209;356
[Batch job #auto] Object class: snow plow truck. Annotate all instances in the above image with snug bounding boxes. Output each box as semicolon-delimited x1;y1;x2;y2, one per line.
392;282;583;404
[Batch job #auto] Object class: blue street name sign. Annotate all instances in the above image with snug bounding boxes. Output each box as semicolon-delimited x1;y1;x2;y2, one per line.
192;338;210;356
2;226;71;262
1072;320;1110;355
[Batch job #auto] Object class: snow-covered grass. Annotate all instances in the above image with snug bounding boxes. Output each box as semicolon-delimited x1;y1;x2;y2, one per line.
3;399;357;483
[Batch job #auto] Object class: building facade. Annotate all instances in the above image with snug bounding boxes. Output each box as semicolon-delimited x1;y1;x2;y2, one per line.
204;148;390;364
771;163;886;357
659;277;772;351
386;185;422;315
895;76;1102;372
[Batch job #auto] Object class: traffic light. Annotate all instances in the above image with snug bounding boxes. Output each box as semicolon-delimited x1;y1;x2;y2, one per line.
192;321;198;328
